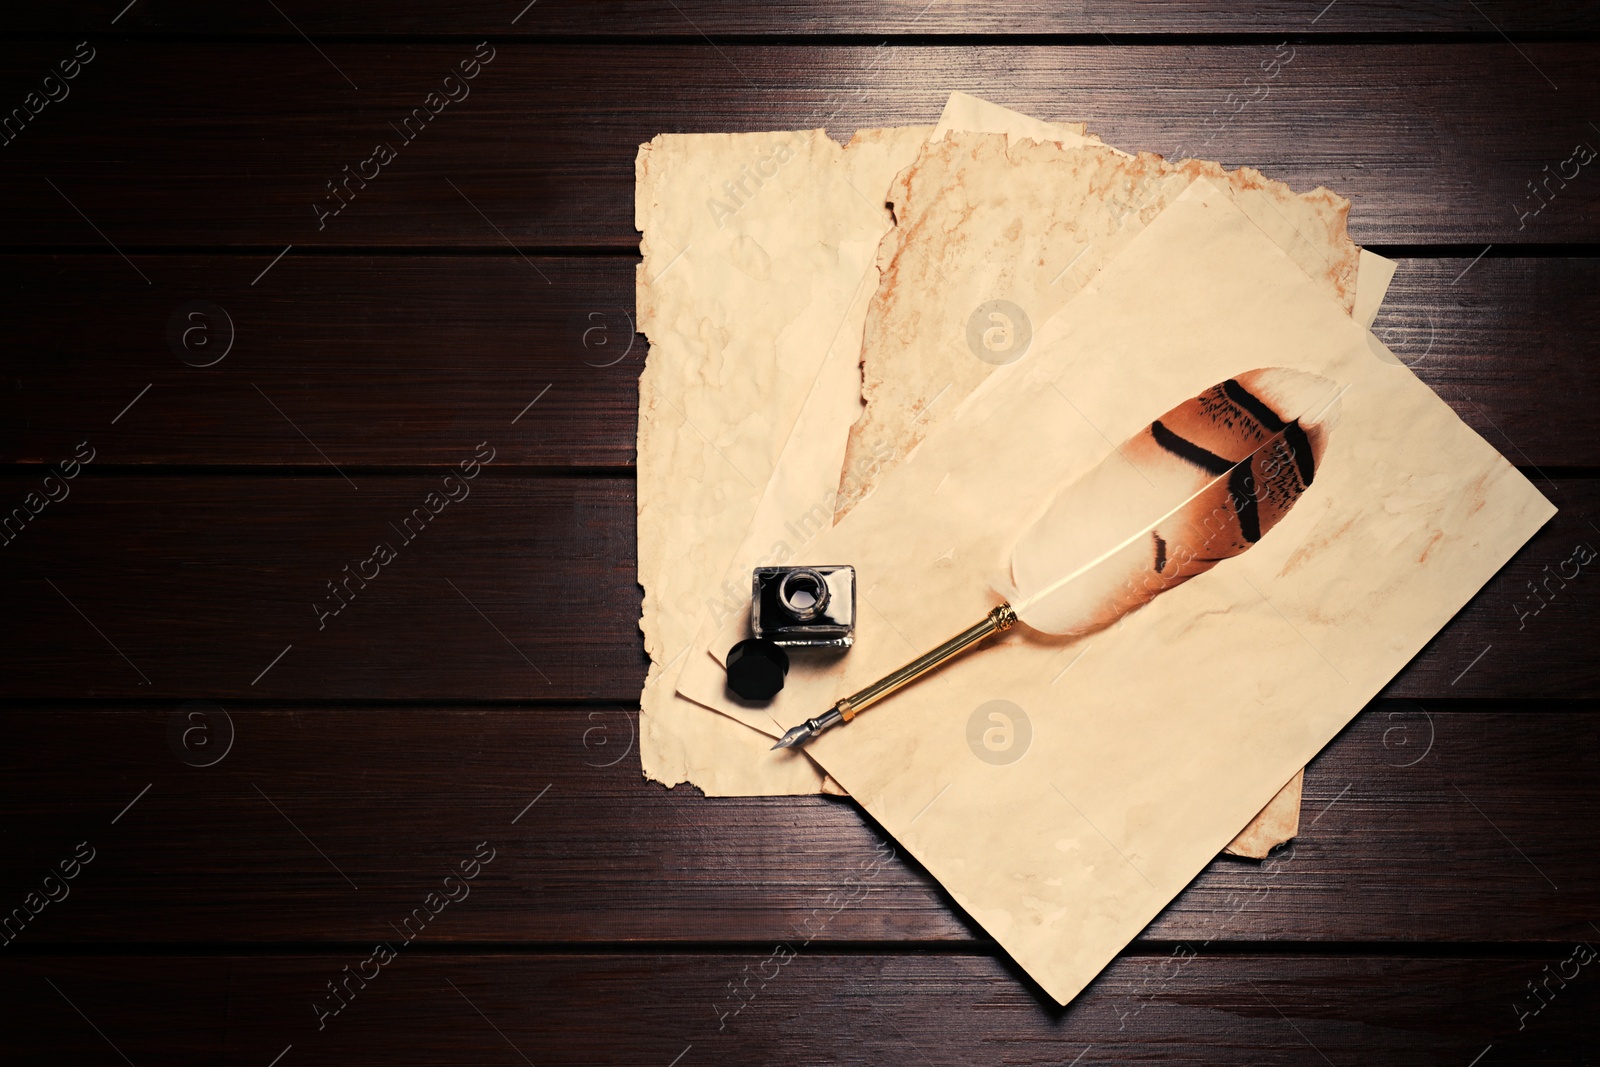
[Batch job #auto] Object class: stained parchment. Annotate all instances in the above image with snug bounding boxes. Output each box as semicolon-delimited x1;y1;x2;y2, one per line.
635;125;933;793
835;128;1364;523
1223;770;1304;859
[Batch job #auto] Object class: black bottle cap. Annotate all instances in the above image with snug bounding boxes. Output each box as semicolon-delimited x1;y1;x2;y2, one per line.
726;638;790;702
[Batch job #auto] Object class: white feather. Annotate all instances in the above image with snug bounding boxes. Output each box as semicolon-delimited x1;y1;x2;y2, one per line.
1005;369;1342;636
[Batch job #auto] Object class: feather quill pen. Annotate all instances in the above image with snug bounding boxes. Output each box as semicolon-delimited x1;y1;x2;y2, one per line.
773;368;1341;749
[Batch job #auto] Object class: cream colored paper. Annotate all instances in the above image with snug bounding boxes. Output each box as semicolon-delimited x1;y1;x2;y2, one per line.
835;129;1363;520
635;125;933;792
931;90;1106;149
681;179;1555;1003
1354;247;1400;329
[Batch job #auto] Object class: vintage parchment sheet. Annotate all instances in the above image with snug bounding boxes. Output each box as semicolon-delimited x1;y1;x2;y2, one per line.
636;125;935;793
835;118;1364;521
932;89;1100;146
1354;246;1399;329
850;91;1386;522
680;178;1555;1003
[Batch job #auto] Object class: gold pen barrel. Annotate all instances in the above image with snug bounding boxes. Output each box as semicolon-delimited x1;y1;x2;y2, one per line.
836;602;1018;722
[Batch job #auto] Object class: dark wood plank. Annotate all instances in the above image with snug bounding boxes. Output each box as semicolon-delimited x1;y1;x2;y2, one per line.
1;476;1593;699
0;43;1595;248
3;952;1596;1065
0;705;1594;946
0;255;639;468
2;255;1596;468
14;0;1600;36
0;475;643;700
1376;258;1600;471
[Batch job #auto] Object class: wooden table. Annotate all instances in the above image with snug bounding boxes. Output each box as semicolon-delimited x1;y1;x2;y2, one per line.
3;5;1597;1063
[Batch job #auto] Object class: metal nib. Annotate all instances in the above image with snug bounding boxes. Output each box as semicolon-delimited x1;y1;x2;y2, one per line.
771;723;814;750
770;706;844;750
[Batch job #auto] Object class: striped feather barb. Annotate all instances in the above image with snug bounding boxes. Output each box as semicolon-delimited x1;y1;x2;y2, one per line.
1005;368;1339;637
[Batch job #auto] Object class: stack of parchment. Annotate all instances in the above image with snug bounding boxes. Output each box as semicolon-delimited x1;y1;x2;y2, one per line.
634;93;1553;1004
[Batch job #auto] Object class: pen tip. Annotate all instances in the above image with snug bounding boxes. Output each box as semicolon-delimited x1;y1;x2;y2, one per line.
771;725;807;750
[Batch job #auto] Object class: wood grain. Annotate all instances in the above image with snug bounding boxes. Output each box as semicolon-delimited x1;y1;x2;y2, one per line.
3;17;1597;1063
0;705;1593;947
0;476;1592;700
2;255;1597;468
0;475;642;700
3;953;1594;1065
0;255;639;468
0;44;1595;248
15;0;1600;36
1374;258;1600;472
